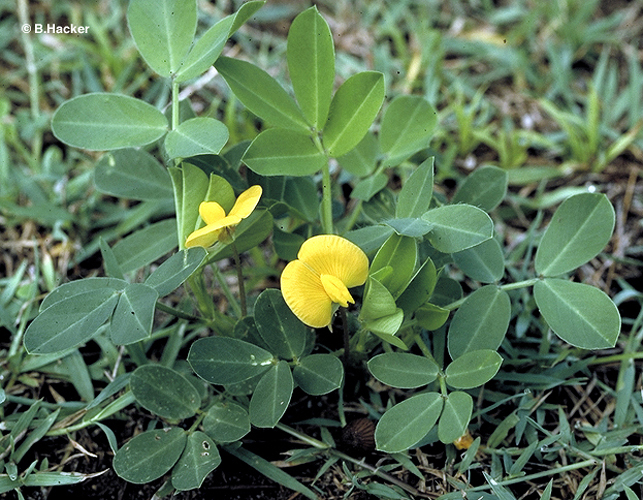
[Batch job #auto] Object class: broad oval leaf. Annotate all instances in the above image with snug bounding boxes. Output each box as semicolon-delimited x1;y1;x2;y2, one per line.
293;354;344;396
415;303;449;331
164;117;229;159
323;71;385;157
127;0;196;76
351;173;389;202
130;365;201;420
368;353;439;389
535;193;615;277
39;277;127;312
25;289;119;354
370;233;418;299
112;219;178;274
375;392;443;453
95;148;173;200
110;283;159;345
345;225;394;256
438;391;473;444
171;431;221;491
453;238;505;283
396;257;438;315
422;204;494;254
243;128;326;176
395;157;434;219
174;16;235;83
452;165;508;212
360;277;398;322
534;278;620;349
113;427;186;484
445;349;503;389
380;96;437;165
203;402;250;443
287;6;335;128
337;131;379;177
215;57;309;132
385;218;434;238
188;337;274;385
254;288;307;360
145;247;206;297
448;285;511;359
249;361;294;428
51;93;167;151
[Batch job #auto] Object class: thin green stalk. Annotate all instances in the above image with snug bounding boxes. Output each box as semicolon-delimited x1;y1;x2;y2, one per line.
46;391;136;437
171;79;180;131
231;242;247;317
312;133;334;234
212;264;243;319
340;308;350;362
155;301;200;321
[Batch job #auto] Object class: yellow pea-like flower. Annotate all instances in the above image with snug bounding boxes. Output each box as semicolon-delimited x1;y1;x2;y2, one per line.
185;185;262;248
281;234;369;328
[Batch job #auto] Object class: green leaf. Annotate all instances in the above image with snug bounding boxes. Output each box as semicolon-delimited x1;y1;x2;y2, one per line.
95;148;173;200
385;218;434;238
370;233;417;299
453;238;505;283
368;353;439;389
145;247;206;297
127;0;196;76
249;361;293;428
254;289;307;360
130;365;201;420
380;96;437;165
170;162;210;249
225;446;318;500
395;157;434;219
535;193;615;277
174;16;234;83
203;402;250;443
110;283;159;345
351;173;388;201
534;278;620;349
188;337;274;385
422;204;494;254
364;310;405;347
337;131;379;177
293;354;344;395
273;228;305;261
283;177;320;222
445;349;503;389
39;277;126;312
113;428;187;484
287;6;335;129
172;431;221;491
243;128;326;176
215;57;309;132
448;285;511;359
323;71;385;157
164;117;229;159
438;391;473;444
24;289;119;354
112;219;178;274
375;392;443;453
51;93;167;151
414;303;449;331
452;165;508;211
228;0;265;36
396;257;437;316
360;277;399;322
345;225;394;256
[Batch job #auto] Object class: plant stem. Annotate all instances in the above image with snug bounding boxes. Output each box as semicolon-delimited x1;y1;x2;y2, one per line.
321;160;334;234
155;301;201;321
171;79;180;131
231;242;247;317
340;308;350;362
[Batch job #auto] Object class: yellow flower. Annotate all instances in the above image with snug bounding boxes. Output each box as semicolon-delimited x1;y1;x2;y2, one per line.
185;185;262;248
281;235;369;328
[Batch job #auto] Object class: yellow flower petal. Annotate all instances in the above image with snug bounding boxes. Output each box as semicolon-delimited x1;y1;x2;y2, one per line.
297;235;369;288
185;224;222;248
320;274;354;308
229;185;262;220
281;260;333;328
199;201;226;225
